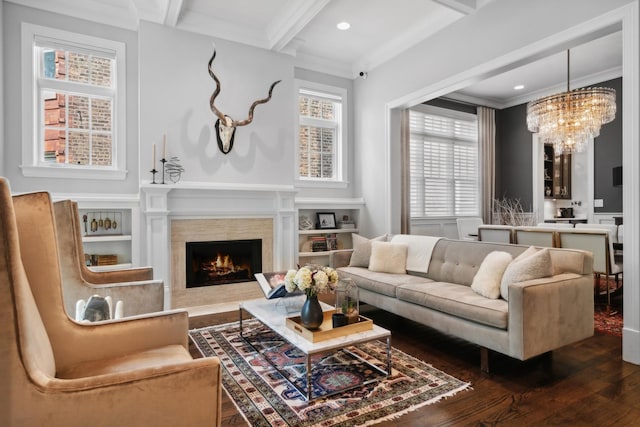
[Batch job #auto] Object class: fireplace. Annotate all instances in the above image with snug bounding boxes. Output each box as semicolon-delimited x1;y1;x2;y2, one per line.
186;239;262;288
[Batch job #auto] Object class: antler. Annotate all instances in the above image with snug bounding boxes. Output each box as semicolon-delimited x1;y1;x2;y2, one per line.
208;49;227;123
233;80;282;127
208;47;281;127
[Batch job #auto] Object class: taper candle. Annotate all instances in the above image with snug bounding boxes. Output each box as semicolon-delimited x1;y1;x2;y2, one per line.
152;143;156;168
163;134;167;158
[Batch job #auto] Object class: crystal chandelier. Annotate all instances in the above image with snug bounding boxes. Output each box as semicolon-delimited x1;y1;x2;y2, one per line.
526;50;616;154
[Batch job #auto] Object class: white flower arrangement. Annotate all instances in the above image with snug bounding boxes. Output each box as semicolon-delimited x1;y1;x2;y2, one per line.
284;265;339;297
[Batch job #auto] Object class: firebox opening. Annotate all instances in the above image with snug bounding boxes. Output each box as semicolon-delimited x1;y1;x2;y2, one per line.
186;239;262;288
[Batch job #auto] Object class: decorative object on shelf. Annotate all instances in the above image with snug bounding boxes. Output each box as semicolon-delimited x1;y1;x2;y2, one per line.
165;156;185;183
335;278;359;325
284;265;338;330
83;212;123;236
338;214;356;229
207;46;281;154
299;215;314;230
316;212;336;229
150;142;158;183
527;50;616;154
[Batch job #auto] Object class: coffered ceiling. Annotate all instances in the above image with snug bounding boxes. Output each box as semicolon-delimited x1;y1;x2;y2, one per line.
6;0;622;108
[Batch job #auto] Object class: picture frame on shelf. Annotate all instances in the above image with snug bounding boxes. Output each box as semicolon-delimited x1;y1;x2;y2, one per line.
316;212;336;229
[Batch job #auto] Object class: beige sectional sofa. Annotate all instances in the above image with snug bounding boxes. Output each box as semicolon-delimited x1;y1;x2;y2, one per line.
333;235;594;371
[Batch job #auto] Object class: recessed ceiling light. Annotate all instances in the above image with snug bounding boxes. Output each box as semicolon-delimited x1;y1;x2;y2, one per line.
514;84;525;90
337;22;351;30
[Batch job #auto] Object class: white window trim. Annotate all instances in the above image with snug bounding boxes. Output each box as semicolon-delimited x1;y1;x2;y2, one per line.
20;23;127;180
294;79;348;189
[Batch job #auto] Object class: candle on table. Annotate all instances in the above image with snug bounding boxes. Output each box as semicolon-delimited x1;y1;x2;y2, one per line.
152;143;156;169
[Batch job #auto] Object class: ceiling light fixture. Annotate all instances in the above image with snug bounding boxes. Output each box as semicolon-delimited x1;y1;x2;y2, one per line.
514;84;525;90
526;50;616;154
336;22;350;30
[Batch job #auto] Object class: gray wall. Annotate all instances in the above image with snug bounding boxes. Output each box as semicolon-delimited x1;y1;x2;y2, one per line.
495;77;623;213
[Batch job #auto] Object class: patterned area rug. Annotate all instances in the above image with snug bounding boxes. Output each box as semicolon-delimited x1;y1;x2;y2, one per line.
594;277;623;337
190;319;470;427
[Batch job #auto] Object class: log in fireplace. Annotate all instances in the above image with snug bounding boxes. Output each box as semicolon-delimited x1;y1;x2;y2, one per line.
185;239;262;288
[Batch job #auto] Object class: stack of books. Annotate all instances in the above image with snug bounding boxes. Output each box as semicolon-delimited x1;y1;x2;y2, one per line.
311;236;328;252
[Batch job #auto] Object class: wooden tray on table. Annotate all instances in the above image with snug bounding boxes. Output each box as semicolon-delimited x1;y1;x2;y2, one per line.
286;309;373;343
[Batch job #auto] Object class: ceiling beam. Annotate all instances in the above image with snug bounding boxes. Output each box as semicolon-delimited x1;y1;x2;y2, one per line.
433;0;477;15
164;0;184;27
268;0;331;53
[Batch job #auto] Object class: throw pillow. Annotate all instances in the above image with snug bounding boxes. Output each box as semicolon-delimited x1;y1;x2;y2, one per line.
368;241;408;274
471;251;513;299
500;247;553;301
349;234;387;267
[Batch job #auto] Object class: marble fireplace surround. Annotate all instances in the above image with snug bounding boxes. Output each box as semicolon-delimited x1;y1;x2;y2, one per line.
141;182;297;309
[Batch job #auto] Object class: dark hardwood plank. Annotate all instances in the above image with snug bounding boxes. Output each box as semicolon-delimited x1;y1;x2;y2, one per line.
189;307;637;426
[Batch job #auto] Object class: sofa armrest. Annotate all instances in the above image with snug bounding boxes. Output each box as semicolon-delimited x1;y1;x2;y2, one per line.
507;273;593;360
332;249;353;268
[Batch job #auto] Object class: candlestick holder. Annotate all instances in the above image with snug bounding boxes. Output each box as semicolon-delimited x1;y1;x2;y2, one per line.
150;168;158;184
161;158;167;184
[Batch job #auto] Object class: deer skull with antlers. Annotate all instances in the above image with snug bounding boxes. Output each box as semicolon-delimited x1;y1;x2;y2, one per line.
208;48;281;154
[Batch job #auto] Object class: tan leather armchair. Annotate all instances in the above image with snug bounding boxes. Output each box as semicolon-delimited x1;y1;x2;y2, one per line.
0;177;221;426
53;200;165;317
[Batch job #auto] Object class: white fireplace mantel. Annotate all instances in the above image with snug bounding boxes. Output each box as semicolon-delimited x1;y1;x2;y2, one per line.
141;181;297;309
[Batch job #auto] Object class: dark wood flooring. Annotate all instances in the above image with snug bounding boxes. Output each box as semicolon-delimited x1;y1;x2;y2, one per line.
189;305;640;427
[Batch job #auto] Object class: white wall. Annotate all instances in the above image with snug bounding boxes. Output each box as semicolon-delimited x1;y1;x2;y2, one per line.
2;2;140;194
352;0;633;237
139;21;295;186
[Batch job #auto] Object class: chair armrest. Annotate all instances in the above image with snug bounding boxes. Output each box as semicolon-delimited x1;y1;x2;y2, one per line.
31;358;222;426
332;249;353;268
75;279;165;316
58;310;190;367
82;265;154;284
507;273;593;360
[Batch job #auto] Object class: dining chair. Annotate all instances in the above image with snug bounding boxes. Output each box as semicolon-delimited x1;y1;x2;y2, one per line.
513;227;557;248
536;222;574;228
557;229;622;309
477;225;514;243
574;222;619;243
1;178;222;426
456;217;483;241
53;200;166;318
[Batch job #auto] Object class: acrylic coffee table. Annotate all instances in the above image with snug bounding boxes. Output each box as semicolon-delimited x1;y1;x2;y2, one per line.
239;297;392;401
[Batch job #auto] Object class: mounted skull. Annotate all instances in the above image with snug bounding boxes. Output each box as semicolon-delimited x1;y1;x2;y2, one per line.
208;48;281;154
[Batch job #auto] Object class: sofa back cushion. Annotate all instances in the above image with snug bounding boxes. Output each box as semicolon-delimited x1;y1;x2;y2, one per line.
427;240;526;286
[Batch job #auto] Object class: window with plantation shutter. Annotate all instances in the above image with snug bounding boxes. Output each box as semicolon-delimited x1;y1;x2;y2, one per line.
409;105;479;218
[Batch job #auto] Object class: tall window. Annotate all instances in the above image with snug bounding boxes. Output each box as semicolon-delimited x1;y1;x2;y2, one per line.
295;81;347;187
409;105;479;217
21;24;126;179
39;47;114;166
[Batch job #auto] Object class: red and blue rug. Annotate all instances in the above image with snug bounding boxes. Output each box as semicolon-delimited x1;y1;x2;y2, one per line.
190;319;470;427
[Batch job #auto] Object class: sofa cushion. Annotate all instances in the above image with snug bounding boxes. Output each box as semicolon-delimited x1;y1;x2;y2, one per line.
349;234;387;267
471;251;513;299
369;241;408;274
500;247;553;300
397;282;509;329
337;266;433;298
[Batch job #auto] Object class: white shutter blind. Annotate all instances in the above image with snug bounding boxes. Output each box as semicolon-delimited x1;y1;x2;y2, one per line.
409;106;479;218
